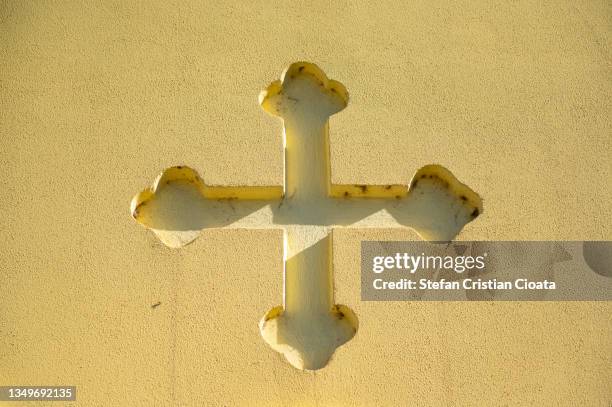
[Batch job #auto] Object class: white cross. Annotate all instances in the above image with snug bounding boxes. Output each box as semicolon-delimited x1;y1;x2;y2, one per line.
130;62;483;370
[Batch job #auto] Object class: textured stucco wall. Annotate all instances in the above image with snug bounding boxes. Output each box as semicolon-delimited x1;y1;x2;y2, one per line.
1;1;610;405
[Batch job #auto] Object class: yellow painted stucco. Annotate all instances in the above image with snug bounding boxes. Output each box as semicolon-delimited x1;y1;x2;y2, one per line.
1;1;610;406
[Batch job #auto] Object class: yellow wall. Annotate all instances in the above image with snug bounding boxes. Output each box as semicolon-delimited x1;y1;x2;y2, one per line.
1;1;610;405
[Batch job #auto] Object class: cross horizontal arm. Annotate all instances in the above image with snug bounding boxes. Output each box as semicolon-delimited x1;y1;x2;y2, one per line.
130;166;279;247
131;163;481;247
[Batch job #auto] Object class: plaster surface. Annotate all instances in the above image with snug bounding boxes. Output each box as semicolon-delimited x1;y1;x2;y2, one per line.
1;1;610;405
